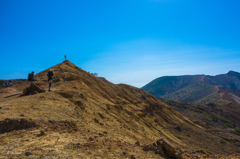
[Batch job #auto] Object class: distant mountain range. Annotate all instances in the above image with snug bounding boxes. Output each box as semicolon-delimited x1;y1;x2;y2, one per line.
142;71;240;105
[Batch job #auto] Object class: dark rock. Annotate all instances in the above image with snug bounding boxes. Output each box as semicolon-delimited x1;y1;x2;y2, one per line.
135;141;140;146
0;118;37;133
130;155;136;159
106;104;111;110
75;100;84;107
141;95;146;100
220;140;226;144
37;130;45;137
75;100;86;111
25;152;32;156
103;131;107;134
94;118;99;123
175;126;182;132
143;137;182;159
89;137;94;141
23;82;45;96
98;113;105;119
143;144;155;151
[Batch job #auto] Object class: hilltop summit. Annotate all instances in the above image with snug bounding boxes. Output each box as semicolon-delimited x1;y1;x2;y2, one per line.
227;70;240;79
0;61;239;158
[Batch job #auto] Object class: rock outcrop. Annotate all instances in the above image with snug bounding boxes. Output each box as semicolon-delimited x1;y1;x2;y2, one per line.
23;82;45;95
143;137;182;159
0;118;37;133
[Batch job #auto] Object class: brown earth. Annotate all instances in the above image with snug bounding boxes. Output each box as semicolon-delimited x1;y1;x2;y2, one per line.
0;60;239;158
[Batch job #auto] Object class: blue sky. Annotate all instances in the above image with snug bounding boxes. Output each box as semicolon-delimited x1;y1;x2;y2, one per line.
1;0;240;87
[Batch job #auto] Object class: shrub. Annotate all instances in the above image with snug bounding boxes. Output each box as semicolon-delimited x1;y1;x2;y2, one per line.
236;149;240;153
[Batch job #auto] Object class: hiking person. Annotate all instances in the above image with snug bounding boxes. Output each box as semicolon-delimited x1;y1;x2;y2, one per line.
9;80;13;86
47;69;54;91
28;71;35;82
64;55;67;60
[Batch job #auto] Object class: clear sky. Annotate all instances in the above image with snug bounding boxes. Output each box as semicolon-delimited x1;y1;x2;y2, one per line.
1;0;240;87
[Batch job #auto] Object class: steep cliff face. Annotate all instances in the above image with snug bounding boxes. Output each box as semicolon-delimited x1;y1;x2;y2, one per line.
0;61;239;158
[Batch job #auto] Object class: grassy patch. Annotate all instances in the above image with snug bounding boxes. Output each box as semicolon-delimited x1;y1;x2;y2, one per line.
236;149;240;153
235;127;240;133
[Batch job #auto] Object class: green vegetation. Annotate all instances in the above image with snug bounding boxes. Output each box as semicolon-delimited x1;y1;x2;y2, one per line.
161;83;216;104
142;76;179;97
143;73;240;105
196;93;228;105
235;127;240;133
162;83;228;105
236;149;240;153
161;98;239;131
209;114;236;128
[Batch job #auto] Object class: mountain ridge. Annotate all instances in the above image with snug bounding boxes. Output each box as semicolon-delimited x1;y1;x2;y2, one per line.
142;71;240;105
0;61;240;158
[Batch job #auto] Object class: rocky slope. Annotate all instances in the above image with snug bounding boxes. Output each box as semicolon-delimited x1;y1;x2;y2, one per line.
0;60;239;158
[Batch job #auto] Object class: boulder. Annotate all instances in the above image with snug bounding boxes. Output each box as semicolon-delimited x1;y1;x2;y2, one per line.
23;82;45;95
175;126;182;132
143;137;182;159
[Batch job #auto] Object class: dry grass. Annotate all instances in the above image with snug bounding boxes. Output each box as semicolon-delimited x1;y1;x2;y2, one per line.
0;60;239;158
